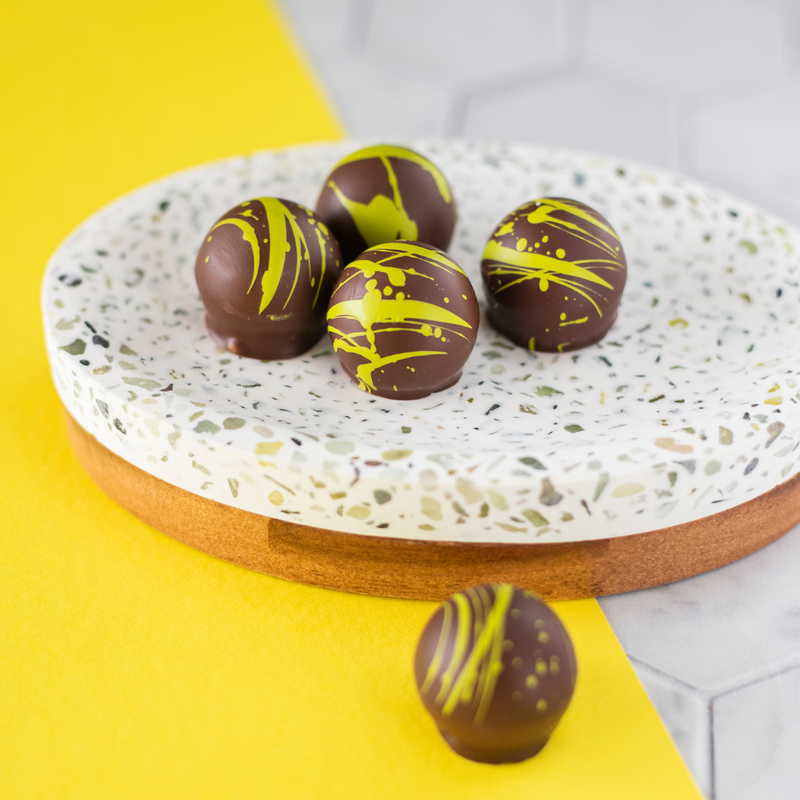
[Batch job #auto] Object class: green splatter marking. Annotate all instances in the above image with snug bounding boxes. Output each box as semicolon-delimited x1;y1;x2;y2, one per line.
56;316;80;330
487;490;508;511
612;483;645;498
766;421;785;448
327;242;474;395
456;478;483;504
519;456;546;470
421;496;442;520
655;438;693;454
540;478;563;506
382;448;413;461
210;198;328;314
374;490;391;505
122;376;160;391
452;501;469;517
497;522;527;532
565;424;583;433
328;145;452;250
482;198;624;337
194;420;220;435
419;584;515;724
60;339;86;355
346;505;370;519
535;386;563;397
325;440;355;455
255;441;283;455
593;473;609;501
523;509;549;527
738;240;758;255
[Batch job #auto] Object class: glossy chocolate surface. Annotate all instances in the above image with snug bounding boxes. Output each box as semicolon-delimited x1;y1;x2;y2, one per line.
327;240;478;400
315;145;456;265
195;197;341;360
415;583;577;764
481;197;627;352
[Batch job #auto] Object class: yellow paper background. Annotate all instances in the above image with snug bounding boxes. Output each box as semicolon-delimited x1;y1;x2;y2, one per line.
0;1;701;797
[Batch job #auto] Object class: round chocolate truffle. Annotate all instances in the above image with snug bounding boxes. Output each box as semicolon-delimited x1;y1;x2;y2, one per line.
481;197;627;352
414;583;577;764
195;198;342;360
326;240;478;400
315;145;457;265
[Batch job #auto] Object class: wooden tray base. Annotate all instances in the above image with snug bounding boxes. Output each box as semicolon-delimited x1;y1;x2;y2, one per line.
65;410;800;600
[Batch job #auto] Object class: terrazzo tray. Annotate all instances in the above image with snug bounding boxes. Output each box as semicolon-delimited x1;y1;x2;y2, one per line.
42;140;800;600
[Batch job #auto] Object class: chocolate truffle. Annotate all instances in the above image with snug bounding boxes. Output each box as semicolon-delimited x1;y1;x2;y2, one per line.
415;583;577;764
327;240;478;400
196;197;341;360
481;197;627;352
315;145;456;265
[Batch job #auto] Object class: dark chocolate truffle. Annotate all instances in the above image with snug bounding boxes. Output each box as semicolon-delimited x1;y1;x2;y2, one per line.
481;197;626;352
415;583;577;764
315;145;456;265
327;240;478;400
196;197;341;360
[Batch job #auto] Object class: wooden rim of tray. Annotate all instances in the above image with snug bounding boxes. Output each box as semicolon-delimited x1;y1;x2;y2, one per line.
65;409;800;600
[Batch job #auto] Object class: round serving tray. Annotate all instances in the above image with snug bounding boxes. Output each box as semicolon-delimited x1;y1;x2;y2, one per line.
43;140;800;599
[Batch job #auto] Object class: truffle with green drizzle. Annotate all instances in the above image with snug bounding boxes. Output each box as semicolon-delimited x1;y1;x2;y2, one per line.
327;240;478;400
195;197;341;360
315;145;456;265
415;583;577;764
481;197;627;352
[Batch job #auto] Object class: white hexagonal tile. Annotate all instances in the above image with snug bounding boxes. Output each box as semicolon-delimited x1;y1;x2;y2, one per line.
695;76;800;219
600;522;800;694
585;0;784;97
366;0;569;89
462;72;677;166
277;0;356;60
631;661;711;797
713;666;800;800
307;55;451;136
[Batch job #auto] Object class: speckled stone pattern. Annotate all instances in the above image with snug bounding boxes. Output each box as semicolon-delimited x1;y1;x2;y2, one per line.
42;140;800;544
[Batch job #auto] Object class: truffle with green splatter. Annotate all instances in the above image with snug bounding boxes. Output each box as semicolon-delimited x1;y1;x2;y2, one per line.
195;197;341;360
415;583;577;764
327;240;478;400
481;197;627;352
315;144;456;265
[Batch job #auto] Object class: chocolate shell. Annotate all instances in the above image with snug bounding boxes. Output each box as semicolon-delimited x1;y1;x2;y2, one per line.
326;240;478;400
315;145;456;265
414;583;577;764
481;197;627;352
195;197;342;360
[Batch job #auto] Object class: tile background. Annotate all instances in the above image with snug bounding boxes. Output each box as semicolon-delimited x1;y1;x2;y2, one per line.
276;1;800;796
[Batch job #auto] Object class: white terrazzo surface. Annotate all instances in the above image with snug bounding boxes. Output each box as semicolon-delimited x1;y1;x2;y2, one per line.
276;0;800;795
